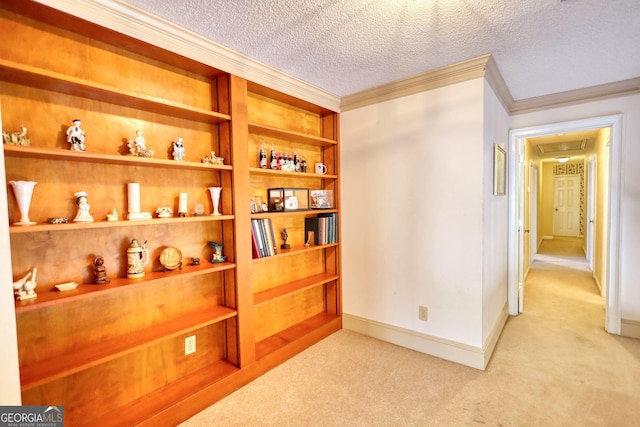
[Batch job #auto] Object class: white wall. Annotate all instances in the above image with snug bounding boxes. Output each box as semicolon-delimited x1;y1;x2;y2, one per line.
509;93;640;323
341;78;490;349
0;106;22;404
482;81;510;345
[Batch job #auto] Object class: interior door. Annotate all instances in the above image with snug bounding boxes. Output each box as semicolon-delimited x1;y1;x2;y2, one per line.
529;162;538;262
553;175;581;236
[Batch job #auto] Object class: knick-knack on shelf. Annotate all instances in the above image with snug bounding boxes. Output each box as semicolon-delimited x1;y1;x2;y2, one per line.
73;191;94;223
281;228;290;249
93;256;110;284
66;119;86;151
13;268;37;300
207;241;226;263
172;137;185;161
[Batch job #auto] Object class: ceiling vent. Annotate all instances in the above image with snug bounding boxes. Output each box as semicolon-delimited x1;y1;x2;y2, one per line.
537;139;587;154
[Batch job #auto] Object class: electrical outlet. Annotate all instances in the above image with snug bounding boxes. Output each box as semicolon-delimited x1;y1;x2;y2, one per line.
185;335;196;355
419;306;428;321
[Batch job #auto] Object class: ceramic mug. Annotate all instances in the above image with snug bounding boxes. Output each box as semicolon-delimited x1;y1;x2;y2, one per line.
315;163;327;175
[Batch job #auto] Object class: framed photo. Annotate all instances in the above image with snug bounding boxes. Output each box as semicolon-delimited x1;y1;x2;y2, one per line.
493;144;506;196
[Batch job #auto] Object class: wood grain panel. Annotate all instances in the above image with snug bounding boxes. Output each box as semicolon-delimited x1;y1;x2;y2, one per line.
21;323;227;427
253;286;326;342
0;9;215;111
247;93;322;136
251;246;324;293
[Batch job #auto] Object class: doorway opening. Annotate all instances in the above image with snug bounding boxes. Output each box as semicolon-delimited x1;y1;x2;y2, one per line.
507;115;623;334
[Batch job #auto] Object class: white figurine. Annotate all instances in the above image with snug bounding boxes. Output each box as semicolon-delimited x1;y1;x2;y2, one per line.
128;130;154;158
172;137;185;161
2;125;30;146
106;208;119;221
13;268;37;300
155;206;173;218
66;119;86;151
73;191;94;222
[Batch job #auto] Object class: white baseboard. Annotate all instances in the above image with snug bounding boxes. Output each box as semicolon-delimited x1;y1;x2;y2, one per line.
343;304;509;371
620;318;640;339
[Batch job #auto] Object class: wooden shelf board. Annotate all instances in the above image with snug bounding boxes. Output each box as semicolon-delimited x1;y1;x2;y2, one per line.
9;214;235;234
96;360;239;427
14;262;236;313
248;122;336;147
250;209;338;220
0;59;231;124
20;305;238;391
4;144;233;172
254;273;339;306
255;312;341;361
252;243;338;262
248;166;337;179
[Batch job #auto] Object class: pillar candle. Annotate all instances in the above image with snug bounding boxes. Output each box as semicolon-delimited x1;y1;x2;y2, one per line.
128;183;141;213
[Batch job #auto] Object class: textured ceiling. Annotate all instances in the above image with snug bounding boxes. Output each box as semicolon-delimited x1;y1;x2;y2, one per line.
122;0;640;100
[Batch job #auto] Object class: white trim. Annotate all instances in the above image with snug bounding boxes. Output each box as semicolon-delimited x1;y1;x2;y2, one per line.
343;305;509;371
508;115;623;334
34;0;341;112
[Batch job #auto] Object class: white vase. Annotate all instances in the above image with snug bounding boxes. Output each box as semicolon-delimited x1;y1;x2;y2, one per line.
10;180;37;225
208;187;222;216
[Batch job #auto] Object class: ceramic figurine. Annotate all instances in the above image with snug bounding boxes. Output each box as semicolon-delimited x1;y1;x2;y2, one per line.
13;268;37;300
207;241;226;263
2;125;30;146
201;151;224;165
128;130;154;158
172;137;185;161
155;206;173;218
66;119;86;151
73;191;94;222
106;208;119;221
93;256;110;284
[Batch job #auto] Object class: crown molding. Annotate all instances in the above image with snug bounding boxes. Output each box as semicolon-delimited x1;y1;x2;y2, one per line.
340;54;514;112
34;0;341;112
509;77;640;114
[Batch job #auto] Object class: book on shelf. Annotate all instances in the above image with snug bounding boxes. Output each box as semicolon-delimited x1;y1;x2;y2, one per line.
251;218;278;258
304;213;338;246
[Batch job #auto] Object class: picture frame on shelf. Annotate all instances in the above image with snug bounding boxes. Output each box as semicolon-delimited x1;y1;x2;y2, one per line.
493;144;506;196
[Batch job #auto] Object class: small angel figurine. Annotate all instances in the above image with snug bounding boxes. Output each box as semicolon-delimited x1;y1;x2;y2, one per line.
128;130;154;158
172;137;185;161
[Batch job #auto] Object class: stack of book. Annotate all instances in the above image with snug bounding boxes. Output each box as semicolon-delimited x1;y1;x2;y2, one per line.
251;218;278;258
304;213;338;245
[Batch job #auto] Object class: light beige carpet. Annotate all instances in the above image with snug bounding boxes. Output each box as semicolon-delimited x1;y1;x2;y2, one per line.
181;237;640;426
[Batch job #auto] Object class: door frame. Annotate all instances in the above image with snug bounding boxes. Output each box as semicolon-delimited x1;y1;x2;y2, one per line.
508;114;623;334
586;155;597;273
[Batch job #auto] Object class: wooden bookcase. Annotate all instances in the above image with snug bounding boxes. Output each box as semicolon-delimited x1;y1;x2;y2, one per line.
0;2;340;426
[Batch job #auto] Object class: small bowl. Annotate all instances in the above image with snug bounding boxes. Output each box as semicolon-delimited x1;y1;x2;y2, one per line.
55;282;79;291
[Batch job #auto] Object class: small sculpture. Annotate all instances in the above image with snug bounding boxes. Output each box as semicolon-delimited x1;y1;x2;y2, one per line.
93;256;110;284
155;206;173;218
13;268;37;300
66;119;86;151
2;125;30;146
106;208;119;221
189;257;200;266
127;130;154;158
281;228;290;249
172;137;185;161
201;151;224;165
207;241;226;263
73;191;94;222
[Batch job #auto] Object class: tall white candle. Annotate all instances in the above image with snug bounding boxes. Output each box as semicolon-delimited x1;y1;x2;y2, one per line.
179;192;188;214
128;183;141;213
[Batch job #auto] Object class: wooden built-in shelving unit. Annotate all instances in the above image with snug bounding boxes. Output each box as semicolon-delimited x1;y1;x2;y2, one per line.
1;1;340;426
